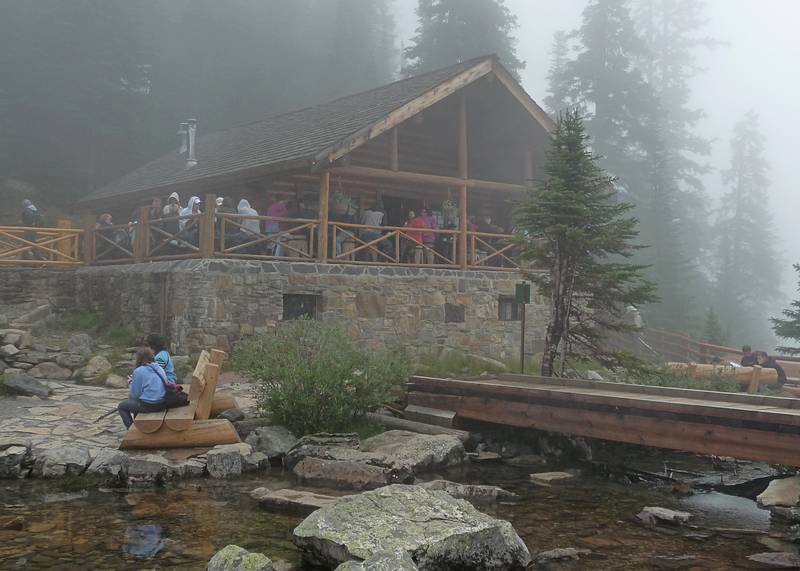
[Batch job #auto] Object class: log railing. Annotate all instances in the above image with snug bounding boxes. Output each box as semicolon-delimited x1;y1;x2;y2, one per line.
217;214;318;261
0;224;84;266
468;231;519;270
329;221;461;267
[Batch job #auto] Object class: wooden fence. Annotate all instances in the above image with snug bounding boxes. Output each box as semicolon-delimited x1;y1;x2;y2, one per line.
5;194;521;270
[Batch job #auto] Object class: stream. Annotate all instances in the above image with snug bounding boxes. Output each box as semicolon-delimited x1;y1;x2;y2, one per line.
0;460;790;570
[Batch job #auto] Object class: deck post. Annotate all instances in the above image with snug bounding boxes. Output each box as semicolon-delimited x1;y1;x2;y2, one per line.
133;206;149;262
457;92;468;270
199;193;216;258
56;219;72;260
318;171;330;262
82;215;95;264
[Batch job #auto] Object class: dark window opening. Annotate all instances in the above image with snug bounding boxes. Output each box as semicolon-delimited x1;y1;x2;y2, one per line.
283;294;319;320
498;296;521;321
445;303;466;323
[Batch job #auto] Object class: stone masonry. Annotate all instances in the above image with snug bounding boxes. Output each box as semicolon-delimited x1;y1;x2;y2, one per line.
0;261;548;360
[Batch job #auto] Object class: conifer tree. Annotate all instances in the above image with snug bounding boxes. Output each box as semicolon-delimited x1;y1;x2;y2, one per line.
515;110;657;376
703;307;725;345
404;0;524;79
713;111;780;346
544;31;570;115
772;265;800;355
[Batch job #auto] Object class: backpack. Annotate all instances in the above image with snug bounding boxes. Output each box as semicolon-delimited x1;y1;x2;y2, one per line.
148;363;189;408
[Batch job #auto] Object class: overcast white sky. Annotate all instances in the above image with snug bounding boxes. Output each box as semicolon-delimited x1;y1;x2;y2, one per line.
396;0;800;298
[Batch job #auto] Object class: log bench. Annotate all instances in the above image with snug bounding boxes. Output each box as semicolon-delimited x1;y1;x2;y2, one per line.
120;349;241;449
666;362;778;394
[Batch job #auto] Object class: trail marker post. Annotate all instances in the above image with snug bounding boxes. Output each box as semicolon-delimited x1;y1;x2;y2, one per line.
515;281;531;374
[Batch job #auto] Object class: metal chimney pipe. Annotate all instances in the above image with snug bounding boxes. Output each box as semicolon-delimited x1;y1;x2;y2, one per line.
177;122;188;154
186;118;198;168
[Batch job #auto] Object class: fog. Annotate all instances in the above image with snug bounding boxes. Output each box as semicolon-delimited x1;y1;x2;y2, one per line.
400;0;798;298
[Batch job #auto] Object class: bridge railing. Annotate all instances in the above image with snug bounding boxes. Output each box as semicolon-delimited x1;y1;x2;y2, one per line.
0;223;84;266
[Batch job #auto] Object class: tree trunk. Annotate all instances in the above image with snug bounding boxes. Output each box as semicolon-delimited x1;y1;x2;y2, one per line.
541;248;570;377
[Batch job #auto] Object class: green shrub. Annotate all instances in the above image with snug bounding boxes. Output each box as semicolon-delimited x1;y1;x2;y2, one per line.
231;320;409;436
619;367;742;392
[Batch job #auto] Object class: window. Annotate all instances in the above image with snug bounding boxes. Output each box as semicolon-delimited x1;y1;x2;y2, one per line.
498;296;521;321
283;294;319;320
445;303;465;323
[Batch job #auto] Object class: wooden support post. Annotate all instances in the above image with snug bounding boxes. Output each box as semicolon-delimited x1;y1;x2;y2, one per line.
82;215;96;264
318;171;330;262
457;93;468;179
390;127;399;171
458;183;467;270
457;93;468;270
524;149;534;188
199;193;216;257
133;206;149;262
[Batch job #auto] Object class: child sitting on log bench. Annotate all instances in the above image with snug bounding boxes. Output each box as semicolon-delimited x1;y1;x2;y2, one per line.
118;347;187;428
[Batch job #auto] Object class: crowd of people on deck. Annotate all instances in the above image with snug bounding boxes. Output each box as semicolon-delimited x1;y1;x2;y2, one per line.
20;192;511;265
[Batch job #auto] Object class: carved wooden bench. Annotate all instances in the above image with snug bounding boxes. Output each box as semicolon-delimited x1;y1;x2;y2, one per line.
120;349;241;449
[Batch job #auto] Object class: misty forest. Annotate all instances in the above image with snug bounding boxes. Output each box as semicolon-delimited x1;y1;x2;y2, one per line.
7;1;800;569
1;0;793;351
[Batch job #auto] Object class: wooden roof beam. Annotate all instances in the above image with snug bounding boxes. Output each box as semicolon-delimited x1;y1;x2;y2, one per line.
329;165;526;194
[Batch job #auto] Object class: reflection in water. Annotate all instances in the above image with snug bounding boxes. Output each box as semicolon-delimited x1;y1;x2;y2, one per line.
0;466;790;569
124;524;165;558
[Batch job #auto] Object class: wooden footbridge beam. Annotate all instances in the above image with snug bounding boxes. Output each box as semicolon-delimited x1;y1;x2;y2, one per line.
407;375;800;467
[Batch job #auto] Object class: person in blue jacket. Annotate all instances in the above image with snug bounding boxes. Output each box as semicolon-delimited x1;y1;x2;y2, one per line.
118;347;168;428
146;333;176;384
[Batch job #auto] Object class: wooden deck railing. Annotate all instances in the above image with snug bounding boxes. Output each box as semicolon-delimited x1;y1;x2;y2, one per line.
1;198;524;271
0;224;84;266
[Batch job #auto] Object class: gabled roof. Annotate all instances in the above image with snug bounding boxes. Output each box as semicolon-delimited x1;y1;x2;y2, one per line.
82;56;553;204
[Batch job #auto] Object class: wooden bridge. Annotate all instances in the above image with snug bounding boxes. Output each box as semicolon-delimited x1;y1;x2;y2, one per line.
407;374;800;466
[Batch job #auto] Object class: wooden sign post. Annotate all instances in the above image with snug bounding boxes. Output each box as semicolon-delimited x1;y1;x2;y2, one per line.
516;282;531;374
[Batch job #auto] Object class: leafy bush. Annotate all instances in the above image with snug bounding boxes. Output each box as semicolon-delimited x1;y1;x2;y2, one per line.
618;367;742;393
54;310;136;346
231;320;409;436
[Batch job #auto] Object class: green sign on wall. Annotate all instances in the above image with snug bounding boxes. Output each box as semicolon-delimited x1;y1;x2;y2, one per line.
515;282;530;305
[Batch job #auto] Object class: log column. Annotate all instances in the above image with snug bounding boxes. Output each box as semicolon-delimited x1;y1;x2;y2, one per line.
318;171;330;262
457;93;468;270
199;193;216;258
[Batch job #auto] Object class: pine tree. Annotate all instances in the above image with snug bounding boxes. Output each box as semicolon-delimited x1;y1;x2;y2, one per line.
713;111;781;347
772;265;800;355
632;0;716;284
544;31;571;115
515;110;657;376
703;307;725;345
404;0;524;79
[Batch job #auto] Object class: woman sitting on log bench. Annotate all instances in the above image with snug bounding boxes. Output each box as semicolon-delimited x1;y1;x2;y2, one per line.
118;347;185;428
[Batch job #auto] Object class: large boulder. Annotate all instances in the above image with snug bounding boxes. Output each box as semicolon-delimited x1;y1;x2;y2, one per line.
294;456;412;491
33;446;91;478
86;448;130;477
104;374;128;389
207;545;274;571
285;433;361;470
0;438;31;478
207;443;268;479
126;454;181;486
55;353;89;370
75;355;112;380
65;333;94;356
250;487;336;516
28;362;72;381
293;484;531;570
14;351;49;365
245;426;298;461
0;344;20;359
361;431;465;474
3;333;22;347
758;477;800;508
2;372;49;398
746;552;800;568
418;480;519;503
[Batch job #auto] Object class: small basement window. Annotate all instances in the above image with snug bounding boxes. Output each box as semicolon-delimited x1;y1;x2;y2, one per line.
498;296;521;321
283;294;319;320
445;303;466;323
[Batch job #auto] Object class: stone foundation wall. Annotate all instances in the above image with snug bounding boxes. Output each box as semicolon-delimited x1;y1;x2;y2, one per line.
1;260;549;360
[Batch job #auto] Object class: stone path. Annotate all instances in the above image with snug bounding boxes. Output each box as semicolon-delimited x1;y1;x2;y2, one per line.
0;380;256;459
